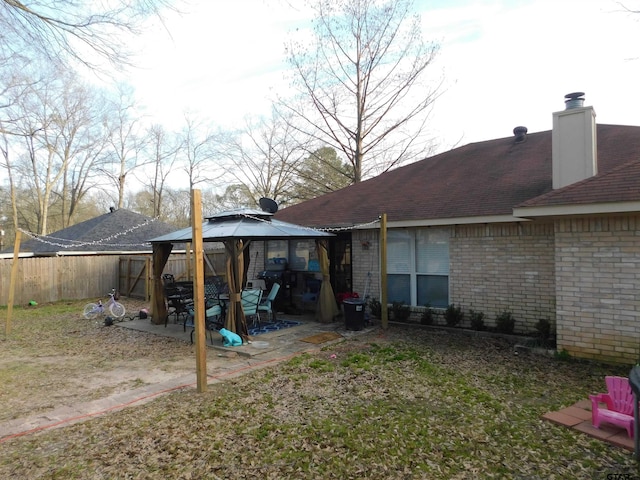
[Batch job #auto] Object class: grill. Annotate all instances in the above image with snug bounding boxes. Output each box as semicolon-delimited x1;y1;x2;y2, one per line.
257;270;295;311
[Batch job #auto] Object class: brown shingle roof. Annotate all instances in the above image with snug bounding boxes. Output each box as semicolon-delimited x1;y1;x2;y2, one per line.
518;158;640;208
275;124;640;227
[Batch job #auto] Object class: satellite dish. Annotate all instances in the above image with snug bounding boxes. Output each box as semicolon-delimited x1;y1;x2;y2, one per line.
259;197;278;213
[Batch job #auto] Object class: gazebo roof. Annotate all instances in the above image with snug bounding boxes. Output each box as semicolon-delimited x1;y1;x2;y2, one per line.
150;208;333;243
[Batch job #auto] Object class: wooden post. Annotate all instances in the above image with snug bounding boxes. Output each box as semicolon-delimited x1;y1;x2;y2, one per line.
149;256;155;312
145;257;151;301
5;230;21;336
191;190;207;392
380;214;388;330
185;243;192;281
203;253;216;277
125;257;131;295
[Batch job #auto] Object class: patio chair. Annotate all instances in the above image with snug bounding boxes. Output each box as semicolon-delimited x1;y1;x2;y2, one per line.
242;288;263;328
258;282;281;322
184;300;224;345
163;277;193;327
205;281;222;309
590;375;635;437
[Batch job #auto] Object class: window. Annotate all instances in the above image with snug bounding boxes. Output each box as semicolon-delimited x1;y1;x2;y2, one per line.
387;227;449;307
266;240;288;269
265;239;319;272
289;240;311;271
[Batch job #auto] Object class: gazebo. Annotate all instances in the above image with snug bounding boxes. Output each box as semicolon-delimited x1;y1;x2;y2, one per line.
149;207;335;341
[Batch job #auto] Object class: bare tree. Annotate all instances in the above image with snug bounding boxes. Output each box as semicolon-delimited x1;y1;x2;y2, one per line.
283;0;442;183
0;0;177;71
46;75;114;228
179;113;222;190
0;132;18;240
162;188;191;226
142;123;181;219
1;64;112;233
103;84;147;209
0;58;35;135
219;110;309;205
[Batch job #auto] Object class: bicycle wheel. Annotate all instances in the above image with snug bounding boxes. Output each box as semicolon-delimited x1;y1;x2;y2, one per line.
83;303;99;319
110;302;126;319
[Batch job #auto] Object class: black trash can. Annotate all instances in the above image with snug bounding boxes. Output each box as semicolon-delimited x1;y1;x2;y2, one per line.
343;298;366;331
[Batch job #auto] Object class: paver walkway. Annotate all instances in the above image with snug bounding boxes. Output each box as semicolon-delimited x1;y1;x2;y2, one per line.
542;399;634;451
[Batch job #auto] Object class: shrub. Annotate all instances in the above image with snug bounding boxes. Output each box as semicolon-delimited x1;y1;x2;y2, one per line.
444;304;464;327
469;309;485;331
368;298;382;319
421;303;434;325
535;318;552;338
391;302;411;322
495;311;515;334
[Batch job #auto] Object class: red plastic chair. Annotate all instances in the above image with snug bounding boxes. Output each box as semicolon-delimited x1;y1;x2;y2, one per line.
590;376;635;437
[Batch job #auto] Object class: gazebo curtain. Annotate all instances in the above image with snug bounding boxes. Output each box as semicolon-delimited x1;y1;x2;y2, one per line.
316;239;339;323
151;242;173;325
224;239;250;342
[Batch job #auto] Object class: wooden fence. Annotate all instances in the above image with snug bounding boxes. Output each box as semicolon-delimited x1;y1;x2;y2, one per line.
0;250;228;306
0;255;120;306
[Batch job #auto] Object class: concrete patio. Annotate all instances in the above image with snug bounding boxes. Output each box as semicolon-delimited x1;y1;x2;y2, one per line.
118;312;371;358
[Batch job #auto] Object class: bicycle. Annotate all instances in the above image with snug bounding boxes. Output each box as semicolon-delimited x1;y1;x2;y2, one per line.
83;289;126;319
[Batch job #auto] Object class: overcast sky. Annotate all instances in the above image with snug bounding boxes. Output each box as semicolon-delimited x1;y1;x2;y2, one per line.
125;0;640;154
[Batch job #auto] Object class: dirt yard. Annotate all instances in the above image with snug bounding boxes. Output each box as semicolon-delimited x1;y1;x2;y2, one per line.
0;297;212;423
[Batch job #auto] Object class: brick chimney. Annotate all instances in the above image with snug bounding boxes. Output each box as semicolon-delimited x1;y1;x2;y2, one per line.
552;92;597;189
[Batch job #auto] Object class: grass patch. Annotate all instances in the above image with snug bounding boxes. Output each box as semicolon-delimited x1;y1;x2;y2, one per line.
0;300;635;478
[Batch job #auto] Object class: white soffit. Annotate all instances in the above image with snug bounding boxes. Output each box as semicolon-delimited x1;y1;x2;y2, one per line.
513;201;640;218
382;215;531;229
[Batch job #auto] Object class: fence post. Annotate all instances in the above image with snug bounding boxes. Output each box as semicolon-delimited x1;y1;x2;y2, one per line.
5;231;21;335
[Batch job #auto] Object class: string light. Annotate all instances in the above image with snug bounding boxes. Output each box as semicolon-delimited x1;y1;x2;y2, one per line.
18;217;158;249
243;213;380;233
319;218;381;232
17;213;380;250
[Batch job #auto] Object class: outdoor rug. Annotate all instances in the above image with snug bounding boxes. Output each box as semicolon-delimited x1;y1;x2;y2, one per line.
248;320;302;337
300;331;343;344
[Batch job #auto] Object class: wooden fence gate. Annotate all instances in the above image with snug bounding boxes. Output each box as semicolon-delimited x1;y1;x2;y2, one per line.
118;251;227;300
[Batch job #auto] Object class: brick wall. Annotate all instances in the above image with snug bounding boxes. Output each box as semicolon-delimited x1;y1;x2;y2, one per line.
349;216;640;364
351;230;380;299
351;223;556;333
450;222;556;333
555;215;640;364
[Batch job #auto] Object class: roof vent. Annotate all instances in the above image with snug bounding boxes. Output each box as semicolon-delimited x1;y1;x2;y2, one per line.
564;92;585;110
513;126;528;143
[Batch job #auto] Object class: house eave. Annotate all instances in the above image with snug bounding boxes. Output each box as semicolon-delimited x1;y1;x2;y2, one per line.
0;252;36;259
513;201;640;219
351;214;531;229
